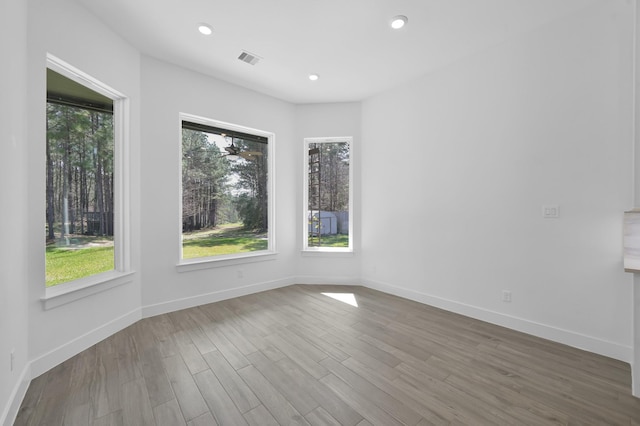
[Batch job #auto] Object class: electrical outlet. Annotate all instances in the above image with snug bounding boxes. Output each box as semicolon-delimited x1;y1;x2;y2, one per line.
502;290;512;303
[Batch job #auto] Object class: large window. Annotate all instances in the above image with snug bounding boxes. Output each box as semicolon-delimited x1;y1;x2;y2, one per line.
45;56;128;288
303;137;352;252
180;115;274;262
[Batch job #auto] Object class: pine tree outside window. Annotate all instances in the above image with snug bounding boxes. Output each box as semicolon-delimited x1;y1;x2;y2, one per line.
303;137;353;252
45;55;130;291
179;115;274;263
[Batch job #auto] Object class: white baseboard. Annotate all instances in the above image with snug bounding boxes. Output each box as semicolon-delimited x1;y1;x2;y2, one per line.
29;308;141;379
362;278;632;363
141;277;297;318
1;364;30;426
296;275;362;286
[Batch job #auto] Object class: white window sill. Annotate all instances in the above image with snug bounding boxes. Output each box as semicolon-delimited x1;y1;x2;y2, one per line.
177;251;278;272
42;270;135;310
301;249;354;258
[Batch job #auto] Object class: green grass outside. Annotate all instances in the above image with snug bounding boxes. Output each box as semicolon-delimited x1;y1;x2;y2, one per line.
45;225;268;287
308;233;349;248
182;223;268;259
46;245;114;287
46;227;347;286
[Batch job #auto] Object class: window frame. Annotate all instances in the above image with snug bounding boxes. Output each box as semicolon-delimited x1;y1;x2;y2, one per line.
43;54;132;308
177;113;276;271
302;136;354;253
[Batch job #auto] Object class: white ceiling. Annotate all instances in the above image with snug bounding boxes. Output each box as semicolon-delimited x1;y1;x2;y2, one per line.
75;0;599;104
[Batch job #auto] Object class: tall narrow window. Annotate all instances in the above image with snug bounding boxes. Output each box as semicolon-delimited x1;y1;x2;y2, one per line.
180;115;274;262
45;58;127;288
303;137;353;252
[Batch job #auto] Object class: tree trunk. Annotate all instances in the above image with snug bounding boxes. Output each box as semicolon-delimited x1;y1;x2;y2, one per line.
61;109;72;240
46;118;55;241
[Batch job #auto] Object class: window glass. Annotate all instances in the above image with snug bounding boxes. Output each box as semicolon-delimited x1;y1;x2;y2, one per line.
181;119;271;260
45;69;115;287
304;138;352;251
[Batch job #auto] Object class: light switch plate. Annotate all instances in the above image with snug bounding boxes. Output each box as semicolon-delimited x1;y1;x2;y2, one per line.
542;205;559;218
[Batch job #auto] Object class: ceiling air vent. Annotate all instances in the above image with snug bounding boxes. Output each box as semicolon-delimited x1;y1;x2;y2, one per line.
238;51;261;66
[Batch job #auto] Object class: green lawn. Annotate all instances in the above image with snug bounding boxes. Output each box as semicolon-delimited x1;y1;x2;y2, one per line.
46;245;114;287
308;233;349;248
45;226;268;286
182;224;268;259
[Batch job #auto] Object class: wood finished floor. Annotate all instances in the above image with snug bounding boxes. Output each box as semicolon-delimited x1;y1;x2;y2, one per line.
15;285;640;425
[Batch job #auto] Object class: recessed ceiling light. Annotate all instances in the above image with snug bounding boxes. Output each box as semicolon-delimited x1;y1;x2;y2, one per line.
198;23;213;35
390;15;408;29
309;74;319;81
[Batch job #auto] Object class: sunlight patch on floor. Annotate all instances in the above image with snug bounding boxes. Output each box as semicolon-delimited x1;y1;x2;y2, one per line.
321;292;358;307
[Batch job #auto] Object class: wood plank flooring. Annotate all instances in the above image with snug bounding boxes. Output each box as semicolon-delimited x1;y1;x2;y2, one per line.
14;285;640;425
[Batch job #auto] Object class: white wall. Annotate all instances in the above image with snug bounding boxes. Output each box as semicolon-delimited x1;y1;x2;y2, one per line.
0;0;30;423
295;103;362;284
633;0;640;397
26;0;142;378
361;0;634;361
139;57;298;315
